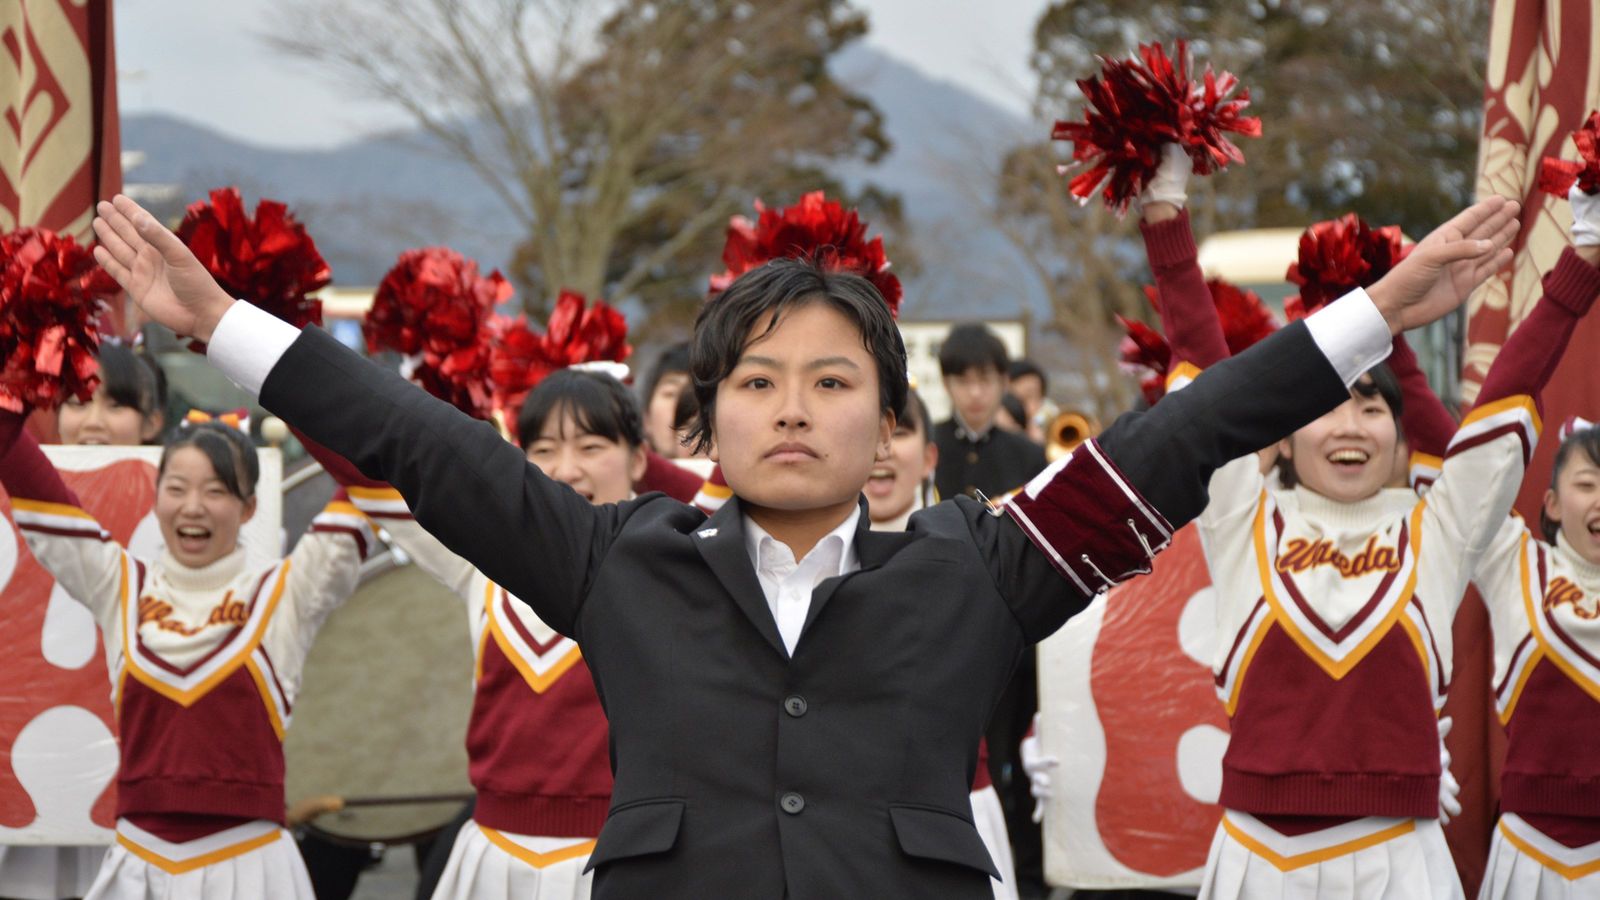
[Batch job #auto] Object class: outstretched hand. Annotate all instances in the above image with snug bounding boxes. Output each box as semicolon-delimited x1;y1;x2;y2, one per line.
92;195;235;344
1366;195;1520;334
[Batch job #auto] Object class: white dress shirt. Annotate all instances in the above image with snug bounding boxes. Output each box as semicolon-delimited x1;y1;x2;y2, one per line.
743;506;861;655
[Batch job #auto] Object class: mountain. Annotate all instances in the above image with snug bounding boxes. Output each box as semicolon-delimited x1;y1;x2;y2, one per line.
121;44;1047;321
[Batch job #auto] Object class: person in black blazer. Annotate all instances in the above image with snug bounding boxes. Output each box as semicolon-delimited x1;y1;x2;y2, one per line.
91;194;1517;900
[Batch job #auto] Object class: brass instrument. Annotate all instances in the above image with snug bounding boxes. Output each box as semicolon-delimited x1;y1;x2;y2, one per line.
1044;410;1100;462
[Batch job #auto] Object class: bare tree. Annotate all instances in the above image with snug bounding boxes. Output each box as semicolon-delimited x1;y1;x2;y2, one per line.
266;0;891;330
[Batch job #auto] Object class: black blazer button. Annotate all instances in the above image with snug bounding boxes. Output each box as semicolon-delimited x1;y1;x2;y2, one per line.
780;792;805;814
784;695;808;717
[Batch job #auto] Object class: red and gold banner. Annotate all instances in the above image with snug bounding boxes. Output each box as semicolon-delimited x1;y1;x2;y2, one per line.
0;0;120;242
1455;1;1600;894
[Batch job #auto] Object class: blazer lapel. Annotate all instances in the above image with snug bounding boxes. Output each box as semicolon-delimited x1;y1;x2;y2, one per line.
801;499;920;636
691;497;788;658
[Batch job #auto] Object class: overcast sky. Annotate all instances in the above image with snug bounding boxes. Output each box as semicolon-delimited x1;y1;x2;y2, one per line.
115;0;1049;150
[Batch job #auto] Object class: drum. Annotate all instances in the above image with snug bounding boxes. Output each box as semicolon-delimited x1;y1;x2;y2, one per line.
284;553;475;845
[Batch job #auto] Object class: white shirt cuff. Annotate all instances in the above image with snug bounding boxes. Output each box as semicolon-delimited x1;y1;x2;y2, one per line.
206;301;301;397
1302;288;1393;387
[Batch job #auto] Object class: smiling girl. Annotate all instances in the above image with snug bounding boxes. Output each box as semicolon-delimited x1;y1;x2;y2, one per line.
1137;181;1600;896
55;342;168;448
1473;415;1600;895
0;404;376;899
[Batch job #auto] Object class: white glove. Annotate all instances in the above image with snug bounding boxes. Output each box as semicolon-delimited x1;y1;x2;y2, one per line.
1571;185;1600;248
1140;143;1192;209
1437;716;1461;825
1019;714;1060;824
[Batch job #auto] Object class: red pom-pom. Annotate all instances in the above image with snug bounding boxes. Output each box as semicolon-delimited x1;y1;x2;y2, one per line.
1052;40;1261;215
487;290;632;432
1208;278;1279;350
543;290;632;367
1117;315;1172;406
1537;111;1600;197
176;187;330;344
1284;214;1410;319
1129;277;1278;403
709;191;903;317
364;247;512;420
0;228;119;412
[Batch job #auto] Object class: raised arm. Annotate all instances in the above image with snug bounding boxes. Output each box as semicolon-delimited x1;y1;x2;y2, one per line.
1418;247;1600;617
1140;204;1230;372
91;197;630;638
1386;334;1458;491
0;410;132;628
988;199;1520;636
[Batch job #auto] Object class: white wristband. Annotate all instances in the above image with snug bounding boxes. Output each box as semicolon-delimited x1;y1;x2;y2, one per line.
1140;143;1191;209
1570;184;1600;248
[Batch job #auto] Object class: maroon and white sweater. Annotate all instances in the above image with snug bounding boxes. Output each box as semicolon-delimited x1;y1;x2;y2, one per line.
0;411;373;840
347;484;611;838
1146;220;1600;821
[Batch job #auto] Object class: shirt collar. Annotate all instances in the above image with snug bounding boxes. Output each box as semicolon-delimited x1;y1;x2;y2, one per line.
743;504;861;578
952;412;993;443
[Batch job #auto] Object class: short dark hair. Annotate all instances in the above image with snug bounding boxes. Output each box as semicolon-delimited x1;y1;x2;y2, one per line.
1276;364;1403;489
517;369;646;452
898;389;931;443
644;342;692;403
672;384;698;432
1541;424;1600;543
160;421;259;501
1000;393;1026;428
97;342;168;443
686;258;907;455
939;324;1008;377
1008;359;1046;393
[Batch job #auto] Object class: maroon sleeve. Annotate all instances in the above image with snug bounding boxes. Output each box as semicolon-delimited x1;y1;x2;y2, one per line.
637;449;703;504
1387;335;1457;460
292;425;388;490
1140;208;1230;369
1475;248;1600;411
0;410;82;507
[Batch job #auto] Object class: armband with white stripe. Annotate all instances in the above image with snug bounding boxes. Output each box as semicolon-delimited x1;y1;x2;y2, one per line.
1003;438;1173;596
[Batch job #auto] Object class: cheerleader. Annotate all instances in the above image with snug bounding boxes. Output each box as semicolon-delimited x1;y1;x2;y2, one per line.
0;342;168;900
1469;187;1600;900
0;403;376;900
54;340;169;447
1141;158;1599;897
304;367;649;900
861;387;1017;900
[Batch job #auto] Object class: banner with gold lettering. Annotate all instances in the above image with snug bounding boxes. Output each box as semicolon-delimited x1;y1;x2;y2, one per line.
0;446;280;845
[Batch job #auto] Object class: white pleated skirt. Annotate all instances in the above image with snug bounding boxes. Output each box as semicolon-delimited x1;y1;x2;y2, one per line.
1198;811;1462;899
82;819;312;900
0;844;107;900
1479;814;1600;899
970;785;1018;900
429;820;594;900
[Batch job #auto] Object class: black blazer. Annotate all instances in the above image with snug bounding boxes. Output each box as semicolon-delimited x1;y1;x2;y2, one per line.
259;321;1347;899
932;418;1047;500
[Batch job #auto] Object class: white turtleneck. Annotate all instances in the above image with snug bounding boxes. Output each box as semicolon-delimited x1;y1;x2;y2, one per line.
17;498;373;703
